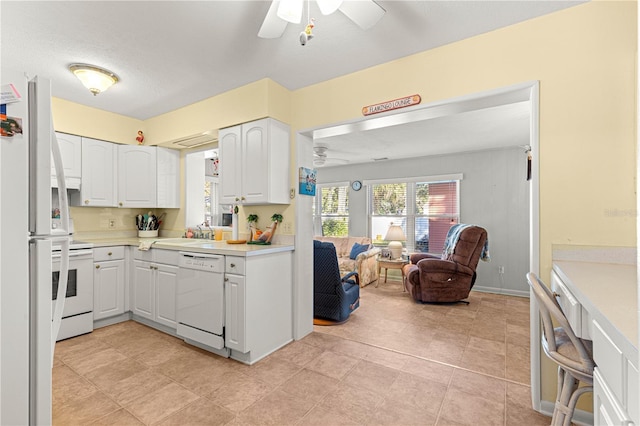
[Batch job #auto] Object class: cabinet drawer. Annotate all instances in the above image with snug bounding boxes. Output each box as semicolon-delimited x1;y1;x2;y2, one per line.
592;319;624;404
94;246;125;262
133;249;154;262
551;270;590;339
132;248;179;265
226;256;245;275
154;249;179;265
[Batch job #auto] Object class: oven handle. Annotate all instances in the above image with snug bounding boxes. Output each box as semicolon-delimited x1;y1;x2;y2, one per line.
52;249;93;259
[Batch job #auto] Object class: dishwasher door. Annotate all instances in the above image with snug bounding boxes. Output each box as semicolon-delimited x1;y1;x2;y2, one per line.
176;253;225;349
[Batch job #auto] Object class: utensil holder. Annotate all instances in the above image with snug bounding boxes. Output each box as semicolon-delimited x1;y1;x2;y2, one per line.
138;230;158;238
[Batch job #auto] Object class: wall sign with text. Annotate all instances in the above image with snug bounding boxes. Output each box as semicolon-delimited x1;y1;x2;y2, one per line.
362;94;421;116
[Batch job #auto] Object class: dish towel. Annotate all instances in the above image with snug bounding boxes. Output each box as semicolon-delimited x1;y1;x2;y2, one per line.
138;240;156;251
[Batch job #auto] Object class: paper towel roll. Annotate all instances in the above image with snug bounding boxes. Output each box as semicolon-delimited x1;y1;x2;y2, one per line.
232;213;238;240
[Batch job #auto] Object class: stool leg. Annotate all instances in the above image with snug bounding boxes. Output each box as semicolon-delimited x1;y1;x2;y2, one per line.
552;368;579;426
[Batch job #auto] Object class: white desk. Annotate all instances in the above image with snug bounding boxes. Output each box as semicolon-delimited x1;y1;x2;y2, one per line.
553;261;638;426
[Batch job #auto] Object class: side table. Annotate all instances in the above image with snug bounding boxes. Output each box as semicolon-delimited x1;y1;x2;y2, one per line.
376;258;409;290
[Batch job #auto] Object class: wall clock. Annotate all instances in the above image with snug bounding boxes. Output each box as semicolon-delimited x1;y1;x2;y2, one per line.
351;180;362;191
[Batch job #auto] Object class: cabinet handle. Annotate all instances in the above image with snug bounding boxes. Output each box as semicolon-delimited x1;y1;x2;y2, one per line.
224;277;229;282
235;197;240;202
95;265;100;269
241;196;246;201
230;263;235;268
84;200;89;205
149;265;154;270
552;292;560;298
108;252;112;256
119;202;123;207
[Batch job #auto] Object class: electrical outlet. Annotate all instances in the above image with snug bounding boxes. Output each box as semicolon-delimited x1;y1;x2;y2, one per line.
498;266;505;274
108;219;116;229
282;222;292;233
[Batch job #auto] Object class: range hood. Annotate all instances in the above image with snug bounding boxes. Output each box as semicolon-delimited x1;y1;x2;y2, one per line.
170;131;218;148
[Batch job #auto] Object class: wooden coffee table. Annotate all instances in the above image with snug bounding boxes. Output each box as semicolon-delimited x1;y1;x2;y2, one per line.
376;258;409;289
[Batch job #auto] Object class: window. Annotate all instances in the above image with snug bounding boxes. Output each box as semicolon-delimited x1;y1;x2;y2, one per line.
313;184;349;236
185;149;220;227
369;175;460;254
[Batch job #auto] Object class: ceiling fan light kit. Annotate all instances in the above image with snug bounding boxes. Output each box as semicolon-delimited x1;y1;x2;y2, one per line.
258;0;385;40
69;63;119;96
277;0;303;23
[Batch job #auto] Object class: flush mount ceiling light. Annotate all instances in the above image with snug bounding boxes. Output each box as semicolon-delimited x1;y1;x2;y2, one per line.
68;64;119;96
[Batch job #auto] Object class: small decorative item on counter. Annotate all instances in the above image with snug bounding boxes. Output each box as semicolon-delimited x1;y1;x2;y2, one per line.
52;208;60;218
186;228;194;238
136;130;144;145
248;213;283;245
247;214;260;242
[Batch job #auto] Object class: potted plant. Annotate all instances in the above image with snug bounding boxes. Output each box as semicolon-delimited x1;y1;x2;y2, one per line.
247;214;260;241
251;213;283;244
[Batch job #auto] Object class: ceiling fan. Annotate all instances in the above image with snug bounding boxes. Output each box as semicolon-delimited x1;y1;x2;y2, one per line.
258;0;386;39
313;143;349;167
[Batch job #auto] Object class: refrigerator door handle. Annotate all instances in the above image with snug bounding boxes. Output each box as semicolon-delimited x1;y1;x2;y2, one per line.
50;237;69;358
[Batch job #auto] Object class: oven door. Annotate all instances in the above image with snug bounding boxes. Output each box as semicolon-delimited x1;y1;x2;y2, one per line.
51;249;93;318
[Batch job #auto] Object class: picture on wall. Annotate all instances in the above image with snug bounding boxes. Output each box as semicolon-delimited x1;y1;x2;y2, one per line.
299;167;317;196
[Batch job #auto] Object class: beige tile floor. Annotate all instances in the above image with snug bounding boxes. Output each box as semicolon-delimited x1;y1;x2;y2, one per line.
53;280;551;425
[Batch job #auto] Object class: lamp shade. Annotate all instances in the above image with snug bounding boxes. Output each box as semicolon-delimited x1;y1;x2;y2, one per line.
69;64;119;96
384;224;406;242
384;223;406;260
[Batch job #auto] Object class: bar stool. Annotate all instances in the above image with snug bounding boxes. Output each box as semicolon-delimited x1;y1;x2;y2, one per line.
527;273;595;426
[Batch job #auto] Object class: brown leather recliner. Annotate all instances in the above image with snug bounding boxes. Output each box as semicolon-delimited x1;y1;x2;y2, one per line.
402;225;488;303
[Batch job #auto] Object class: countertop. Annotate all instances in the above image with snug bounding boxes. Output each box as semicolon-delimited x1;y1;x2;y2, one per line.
79;236;295;257
552;260;637;358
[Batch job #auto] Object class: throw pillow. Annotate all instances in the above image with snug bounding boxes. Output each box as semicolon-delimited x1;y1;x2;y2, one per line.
349;242;370;260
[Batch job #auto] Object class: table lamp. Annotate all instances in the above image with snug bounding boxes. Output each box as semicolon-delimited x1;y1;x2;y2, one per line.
384;223;406;260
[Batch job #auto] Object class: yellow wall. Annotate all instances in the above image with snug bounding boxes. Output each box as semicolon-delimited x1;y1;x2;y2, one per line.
51;0;636;407
289;0;637;406
52;98;143;145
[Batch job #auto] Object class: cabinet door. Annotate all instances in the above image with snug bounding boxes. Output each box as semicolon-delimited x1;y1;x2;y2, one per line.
53;132;82;179
157;147;180;208
80;138;116;207
93;259;125;320
132;260;155;321
594;368;631;426
219;125;242;204
117;145;157;208
241;120;269;204
155;263;178;329
224;273;246;352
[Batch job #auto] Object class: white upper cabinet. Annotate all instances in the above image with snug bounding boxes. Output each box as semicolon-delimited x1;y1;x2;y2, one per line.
52;132;82;189
117;145;157;208
219;118;290;205
79;137;116;207
156;147;180;208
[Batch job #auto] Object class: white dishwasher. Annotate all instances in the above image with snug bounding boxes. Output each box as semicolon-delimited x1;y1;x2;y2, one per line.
176;251;226;352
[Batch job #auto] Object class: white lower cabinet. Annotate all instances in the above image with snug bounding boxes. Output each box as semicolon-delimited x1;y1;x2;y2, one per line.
224;271;246;352
223;252;292;364
594;368;631;426
592;319;637;426
132;258;178;330
93;247;126;321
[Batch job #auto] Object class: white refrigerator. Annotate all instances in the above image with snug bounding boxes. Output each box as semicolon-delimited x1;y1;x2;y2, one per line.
1;70;72;425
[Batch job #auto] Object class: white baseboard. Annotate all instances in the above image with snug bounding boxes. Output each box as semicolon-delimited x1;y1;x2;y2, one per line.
472;285;529;298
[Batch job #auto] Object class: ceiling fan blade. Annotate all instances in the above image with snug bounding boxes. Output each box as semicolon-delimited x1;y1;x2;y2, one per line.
258;1;288;39
338;0;385;30
277;0;303;23
317;0;343;15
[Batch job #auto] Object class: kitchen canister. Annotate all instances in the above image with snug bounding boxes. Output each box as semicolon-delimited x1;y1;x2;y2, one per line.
138;230;158;238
